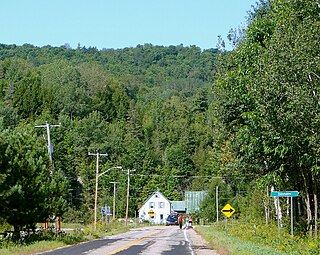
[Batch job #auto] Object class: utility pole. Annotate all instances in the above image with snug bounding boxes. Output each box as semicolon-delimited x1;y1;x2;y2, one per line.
35;121;61;230
216;186;219;222
89;152;108;231
110;181;119;221
35;121;61;170
123;169;135;226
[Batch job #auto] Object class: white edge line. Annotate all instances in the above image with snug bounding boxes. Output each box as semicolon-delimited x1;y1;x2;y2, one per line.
184;229;195;255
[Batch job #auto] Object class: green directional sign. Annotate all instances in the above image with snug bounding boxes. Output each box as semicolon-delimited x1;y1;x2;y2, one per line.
271;191;299;197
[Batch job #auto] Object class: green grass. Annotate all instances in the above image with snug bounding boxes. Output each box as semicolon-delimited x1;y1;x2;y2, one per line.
0;240;65;255
194;222;320;255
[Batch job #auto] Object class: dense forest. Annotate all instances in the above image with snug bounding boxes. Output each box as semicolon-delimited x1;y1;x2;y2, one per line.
0;0;319;238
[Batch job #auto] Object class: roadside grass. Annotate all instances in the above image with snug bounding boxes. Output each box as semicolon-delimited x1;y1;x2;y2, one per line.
0;221;138;255
195;222;320;255
0;240;65;255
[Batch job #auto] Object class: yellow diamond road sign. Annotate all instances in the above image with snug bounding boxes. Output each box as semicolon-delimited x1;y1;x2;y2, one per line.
221;204;236;218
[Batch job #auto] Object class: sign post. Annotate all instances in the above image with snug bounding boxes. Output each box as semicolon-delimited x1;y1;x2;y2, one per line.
271;191;299;236
221;204;236;230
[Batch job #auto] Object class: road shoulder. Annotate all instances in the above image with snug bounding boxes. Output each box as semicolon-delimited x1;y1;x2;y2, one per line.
186;226;219;255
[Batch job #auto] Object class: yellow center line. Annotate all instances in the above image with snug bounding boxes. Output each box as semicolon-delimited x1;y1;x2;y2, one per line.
104;229;162;255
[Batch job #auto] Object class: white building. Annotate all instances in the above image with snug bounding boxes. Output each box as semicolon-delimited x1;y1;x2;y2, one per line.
138;190;172;224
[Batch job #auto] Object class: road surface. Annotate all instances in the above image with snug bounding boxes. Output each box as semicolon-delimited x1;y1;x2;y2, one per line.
38;226;218;255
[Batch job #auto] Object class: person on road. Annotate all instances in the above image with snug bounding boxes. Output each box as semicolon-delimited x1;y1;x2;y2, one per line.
178;214;183;229
188;216;193;228
183;216;189;229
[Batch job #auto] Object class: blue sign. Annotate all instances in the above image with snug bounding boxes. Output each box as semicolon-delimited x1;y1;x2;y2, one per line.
101;205;111;215
271;191;299;197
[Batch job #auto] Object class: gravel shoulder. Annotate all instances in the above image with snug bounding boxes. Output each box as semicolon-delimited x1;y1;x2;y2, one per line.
186;226;220;255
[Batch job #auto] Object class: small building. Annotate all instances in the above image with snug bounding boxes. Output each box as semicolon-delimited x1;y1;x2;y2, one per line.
138;190;171;224
185;191;207;214
171;201;186;214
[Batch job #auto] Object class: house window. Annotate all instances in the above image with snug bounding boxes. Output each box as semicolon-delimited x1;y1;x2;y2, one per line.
149;202;155;208
159;202;165;208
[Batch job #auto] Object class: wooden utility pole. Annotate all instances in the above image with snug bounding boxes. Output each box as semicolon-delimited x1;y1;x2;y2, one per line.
123;169;135;225
88;152;108;231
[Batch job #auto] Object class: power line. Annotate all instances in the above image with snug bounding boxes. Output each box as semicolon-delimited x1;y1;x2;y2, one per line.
128;173;224;179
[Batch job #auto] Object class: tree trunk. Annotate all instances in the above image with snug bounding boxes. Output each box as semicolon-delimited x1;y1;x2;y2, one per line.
302;170;313;236
264;186;270;224
313;174;318;237
271;186;282;227
305;193;312;236
314;192;318;237
264;199;270;224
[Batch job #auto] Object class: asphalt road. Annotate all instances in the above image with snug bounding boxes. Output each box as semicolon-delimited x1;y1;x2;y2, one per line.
38;226;201;255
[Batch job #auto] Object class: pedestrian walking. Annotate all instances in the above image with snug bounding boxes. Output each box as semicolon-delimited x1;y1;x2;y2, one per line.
188;216;193;228
183;216;189;229
178;214;183;229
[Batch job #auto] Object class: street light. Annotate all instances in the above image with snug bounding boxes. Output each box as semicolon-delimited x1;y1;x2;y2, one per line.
92;163;122;231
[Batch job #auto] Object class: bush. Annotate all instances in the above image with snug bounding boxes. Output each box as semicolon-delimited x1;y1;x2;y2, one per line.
58;230;85;245
62;207;86;224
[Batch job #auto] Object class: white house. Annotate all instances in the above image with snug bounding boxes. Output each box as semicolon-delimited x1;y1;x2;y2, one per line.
138;190;172;224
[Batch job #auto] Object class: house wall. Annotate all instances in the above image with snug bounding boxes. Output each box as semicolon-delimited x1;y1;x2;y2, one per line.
138;192;171;224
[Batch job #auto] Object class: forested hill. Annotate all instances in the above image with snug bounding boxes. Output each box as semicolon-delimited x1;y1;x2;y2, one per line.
0;43;217;91
0;43;220;225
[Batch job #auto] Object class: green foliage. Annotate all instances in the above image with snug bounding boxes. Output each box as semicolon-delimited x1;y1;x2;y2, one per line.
0;125;68;236
212;0;320;235
57;230;85;245
12;70;42;119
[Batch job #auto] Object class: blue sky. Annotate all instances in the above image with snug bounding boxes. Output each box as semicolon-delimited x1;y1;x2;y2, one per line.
1;0;257;50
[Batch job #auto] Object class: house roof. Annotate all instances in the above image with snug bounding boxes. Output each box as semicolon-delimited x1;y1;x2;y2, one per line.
171;201;186;212
140;190;171;207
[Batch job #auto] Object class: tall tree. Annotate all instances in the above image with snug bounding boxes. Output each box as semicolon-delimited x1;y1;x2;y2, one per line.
0;125;68;238
212;0;320;235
